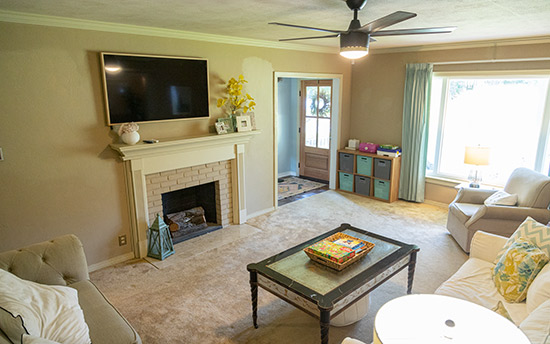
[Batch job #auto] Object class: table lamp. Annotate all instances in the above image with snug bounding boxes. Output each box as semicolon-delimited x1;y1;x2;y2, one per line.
464;146;490;188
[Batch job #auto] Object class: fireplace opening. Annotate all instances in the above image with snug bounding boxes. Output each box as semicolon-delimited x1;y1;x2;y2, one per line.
161;181;222;245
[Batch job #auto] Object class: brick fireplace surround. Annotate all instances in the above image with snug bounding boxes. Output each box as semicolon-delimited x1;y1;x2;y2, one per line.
145;160;233;227
110;131;259;258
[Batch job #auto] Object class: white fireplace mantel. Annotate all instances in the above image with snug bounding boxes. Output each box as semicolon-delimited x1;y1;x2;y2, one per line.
110;130;260;257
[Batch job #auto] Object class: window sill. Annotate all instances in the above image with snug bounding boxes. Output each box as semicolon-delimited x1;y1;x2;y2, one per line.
425;176;464;188
425;175;504;189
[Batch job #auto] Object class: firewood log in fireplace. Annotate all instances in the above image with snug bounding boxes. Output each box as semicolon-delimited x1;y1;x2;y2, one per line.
164;207;207;233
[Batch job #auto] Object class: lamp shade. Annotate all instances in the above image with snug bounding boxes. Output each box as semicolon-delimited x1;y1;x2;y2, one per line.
464;146;490;166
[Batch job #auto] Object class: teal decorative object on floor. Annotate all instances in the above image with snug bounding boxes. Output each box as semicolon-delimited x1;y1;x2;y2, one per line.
147;214;175;260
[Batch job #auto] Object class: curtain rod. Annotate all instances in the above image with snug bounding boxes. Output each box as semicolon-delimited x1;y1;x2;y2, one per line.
433;57;550;65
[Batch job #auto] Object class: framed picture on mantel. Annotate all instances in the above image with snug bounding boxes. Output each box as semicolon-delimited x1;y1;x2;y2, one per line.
217;117;234;133
236;115;252;132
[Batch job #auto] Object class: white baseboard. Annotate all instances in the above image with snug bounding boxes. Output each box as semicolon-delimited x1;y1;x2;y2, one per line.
88;252;135;272
246;206;275;220
278;171;297;178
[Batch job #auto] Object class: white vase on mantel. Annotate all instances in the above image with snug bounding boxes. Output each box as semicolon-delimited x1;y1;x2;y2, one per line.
121;131;140;145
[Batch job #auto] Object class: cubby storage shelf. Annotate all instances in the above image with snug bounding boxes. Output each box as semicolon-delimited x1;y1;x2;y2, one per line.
337;149;401;203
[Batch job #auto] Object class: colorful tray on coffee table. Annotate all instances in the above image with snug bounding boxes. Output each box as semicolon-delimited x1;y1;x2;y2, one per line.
304;232;375;271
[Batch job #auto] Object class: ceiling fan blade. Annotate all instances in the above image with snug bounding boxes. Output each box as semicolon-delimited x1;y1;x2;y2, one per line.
279;34;340;42
269;22;342;34
358;11;417;33
370;26;457;37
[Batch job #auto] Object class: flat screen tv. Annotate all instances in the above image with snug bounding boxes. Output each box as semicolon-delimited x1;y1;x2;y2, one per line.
100;52;210;125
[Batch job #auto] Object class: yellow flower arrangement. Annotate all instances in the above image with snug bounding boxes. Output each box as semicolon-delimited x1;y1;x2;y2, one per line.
217;75;256;114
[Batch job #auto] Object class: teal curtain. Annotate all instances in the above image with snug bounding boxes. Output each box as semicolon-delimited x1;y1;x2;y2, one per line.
399;63;433;202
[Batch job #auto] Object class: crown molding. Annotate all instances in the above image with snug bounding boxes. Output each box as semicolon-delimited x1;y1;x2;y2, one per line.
370;36;550;55
0;10;338;54
2;10;549;57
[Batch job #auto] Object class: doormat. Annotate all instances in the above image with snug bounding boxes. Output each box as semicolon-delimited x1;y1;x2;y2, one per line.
278;177;326;200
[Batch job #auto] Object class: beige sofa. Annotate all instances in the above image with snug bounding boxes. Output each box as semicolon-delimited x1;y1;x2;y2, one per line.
342;231;550;344
447;167;550;252
0;235;141;344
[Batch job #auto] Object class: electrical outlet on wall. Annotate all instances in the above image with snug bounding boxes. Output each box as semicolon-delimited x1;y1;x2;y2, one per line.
118;235;127;246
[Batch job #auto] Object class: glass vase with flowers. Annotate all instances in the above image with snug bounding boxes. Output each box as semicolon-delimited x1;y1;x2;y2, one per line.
216;75;256;130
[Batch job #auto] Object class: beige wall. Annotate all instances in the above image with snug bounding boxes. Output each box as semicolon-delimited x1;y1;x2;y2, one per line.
0;21;352;265
349;41;550;203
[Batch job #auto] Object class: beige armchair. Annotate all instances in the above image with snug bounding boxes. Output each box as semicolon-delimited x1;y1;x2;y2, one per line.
446;167;550;252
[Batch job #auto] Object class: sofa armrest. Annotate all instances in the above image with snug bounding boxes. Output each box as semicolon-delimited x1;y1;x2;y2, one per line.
452;187;497;204
470;230;508;262
0;234;89;286
466;206;550;226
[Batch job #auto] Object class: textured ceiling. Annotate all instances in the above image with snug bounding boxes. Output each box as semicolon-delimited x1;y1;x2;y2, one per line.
1;0;550;50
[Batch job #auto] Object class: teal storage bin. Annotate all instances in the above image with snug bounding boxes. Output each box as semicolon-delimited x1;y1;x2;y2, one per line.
339;172;354;192
356;156;372;176
374;179;390;200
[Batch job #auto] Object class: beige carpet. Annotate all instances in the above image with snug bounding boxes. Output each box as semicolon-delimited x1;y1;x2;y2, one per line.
90;190;468;344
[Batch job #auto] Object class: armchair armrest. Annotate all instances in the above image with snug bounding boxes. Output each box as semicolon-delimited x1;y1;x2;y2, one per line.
452;187;497;204
470;230;508;262
466;206;550;226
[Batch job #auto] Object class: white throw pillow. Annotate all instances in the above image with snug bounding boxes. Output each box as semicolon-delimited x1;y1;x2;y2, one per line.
484;190;518;206
527;263;550;313
22;334;61;344
0;269;91;344
519;299;550;344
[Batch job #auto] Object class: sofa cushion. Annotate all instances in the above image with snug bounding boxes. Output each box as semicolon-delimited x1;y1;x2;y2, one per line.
0;269;91;344
493;237;549;303
527;263;550;313
435;257;529;325
519;299;550;344
484;190;518;206
70;280;141;344
495;217;550;263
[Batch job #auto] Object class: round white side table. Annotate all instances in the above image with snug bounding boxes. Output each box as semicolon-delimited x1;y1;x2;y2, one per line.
374;294;530;343
332;294;370;327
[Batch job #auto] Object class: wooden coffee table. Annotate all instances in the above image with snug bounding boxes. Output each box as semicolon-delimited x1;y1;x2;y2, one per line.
246;223;420;344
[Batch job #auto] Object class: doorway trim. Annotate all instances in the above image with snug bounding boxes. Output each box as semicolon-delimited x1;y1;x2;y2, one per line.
273;71;344;209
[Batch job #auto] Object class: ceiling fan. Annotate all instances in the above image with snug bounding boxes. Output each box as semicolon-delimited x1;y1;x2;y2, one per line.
269;0;456;59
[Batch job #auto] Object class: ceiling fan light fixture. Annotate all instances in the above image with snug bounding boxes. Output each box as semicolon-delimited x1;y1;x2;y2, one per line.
340;47;368;59
340;32;369;59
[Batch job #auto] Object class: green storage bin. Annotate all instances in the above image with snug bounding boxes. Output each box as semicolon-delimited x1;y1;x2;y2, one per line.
374;179;390;200
356;156;372;176
339;172;354;192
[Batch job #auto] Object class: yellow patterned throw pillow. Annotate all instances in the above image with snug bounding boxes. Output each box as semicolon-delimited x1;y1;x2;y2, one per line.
493;237;549;303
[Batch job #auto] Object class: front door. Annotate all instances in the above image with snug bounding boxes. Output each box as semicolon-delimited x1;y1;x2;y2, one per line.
300;80;332;181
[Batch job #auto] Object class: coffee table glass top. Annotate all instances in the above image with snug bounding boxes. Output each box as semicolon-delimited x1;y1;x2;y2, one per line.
266;228;401;295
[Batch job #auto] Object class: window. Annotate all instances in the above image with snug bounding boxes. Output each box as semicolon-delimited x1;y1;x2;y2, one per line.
427;73;550;186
